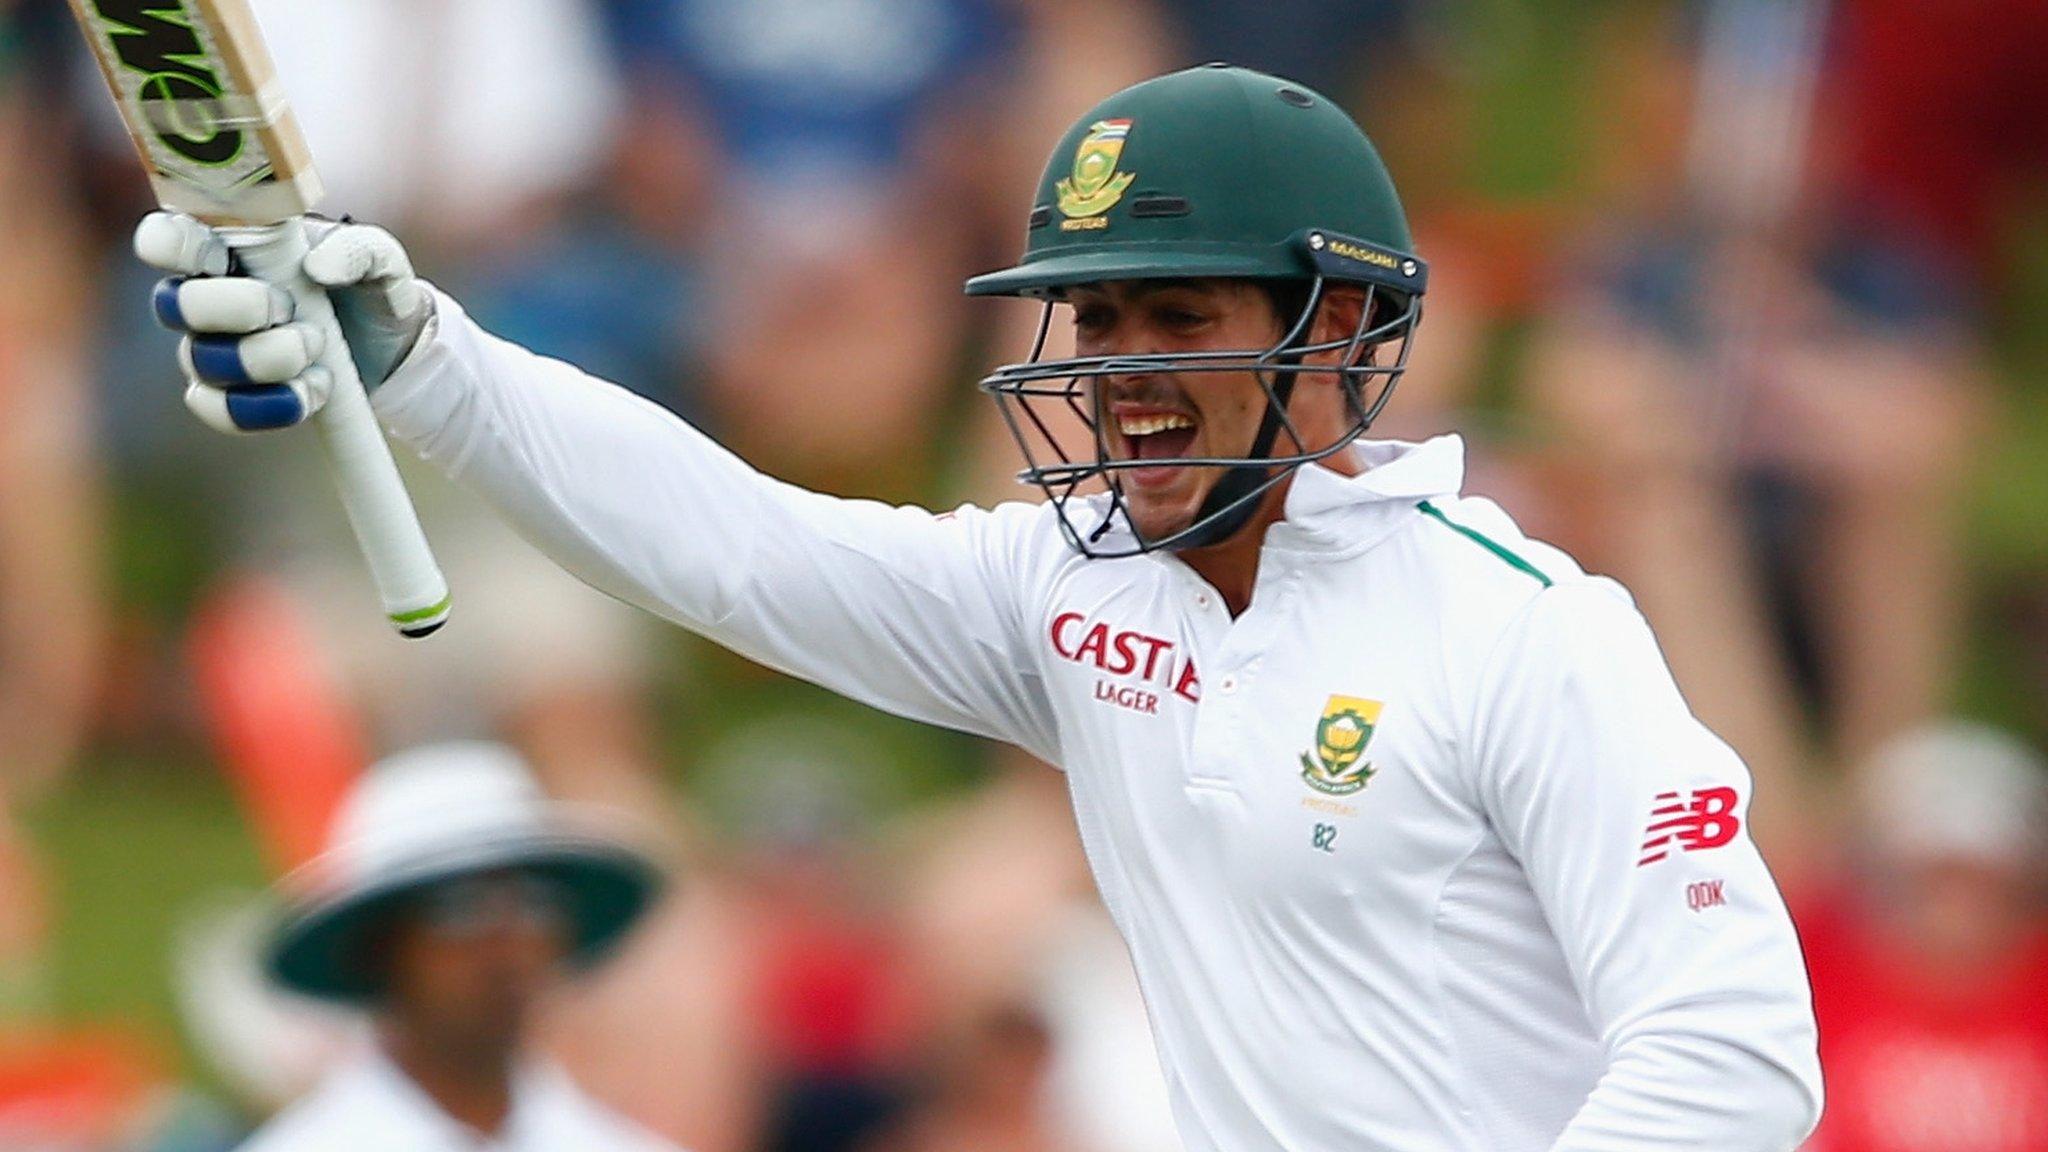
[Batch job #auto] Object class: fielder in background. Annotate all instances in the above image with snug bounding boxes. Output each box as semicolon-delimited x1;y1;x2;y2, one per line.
240;741;676;1152
142;64;1822;1151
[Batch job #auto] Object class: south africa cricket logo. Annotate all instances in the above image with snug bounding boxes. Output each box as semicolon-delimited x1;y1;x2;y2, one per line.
1300;695;1383;795
1055;118;1136;225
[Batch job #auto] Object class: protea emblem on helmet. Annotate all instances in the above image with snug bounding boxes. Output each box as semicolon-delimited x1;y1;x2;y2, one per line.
1055;118;1136;225
1301;695;1383;795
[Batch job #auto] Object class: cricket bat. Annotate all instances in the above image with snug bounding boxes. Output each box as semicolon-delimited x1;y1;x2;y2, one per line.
68;0;451;638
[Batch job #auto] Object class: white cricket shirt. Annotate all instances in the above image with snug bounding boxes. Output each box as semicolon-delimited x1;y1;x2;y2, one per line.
237;1048;681;1152
372;293;1824;1151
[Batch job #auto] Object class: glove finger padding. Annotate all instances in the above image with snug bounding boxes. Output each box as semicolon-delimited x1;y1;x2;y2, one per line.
302;220;415;291
303;222;431;387
183;368;333;434
179;324;327;387
133;211;231;276
153;276;295;335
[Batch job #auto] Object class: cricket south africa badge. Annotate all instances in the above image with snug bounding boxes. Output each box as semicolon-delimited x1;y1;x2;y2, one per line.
1055;118;1136;228
1301;695;1383;795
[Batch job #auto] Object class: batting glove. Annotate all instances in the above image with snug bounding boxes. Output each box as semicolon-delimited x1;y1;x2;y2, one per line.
134;212;434;435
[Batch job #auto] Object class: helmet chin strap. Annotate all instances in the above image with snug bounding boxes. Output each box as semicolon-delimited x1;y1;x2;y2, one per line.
1158;277;1331;553
1163;368;1299;552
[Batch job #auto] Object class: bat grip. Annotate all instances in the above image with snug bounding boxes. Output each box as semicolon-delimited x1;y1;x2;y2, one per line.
223;221;451;638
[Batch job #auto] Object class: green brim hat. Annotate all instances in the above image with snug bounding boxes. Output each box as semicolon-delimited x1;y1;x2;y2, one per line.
267;742;664;1005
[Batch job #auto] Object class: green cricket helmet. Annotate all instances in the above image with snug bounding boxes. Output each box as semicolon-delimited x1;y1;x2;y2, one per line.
969;63;1428;557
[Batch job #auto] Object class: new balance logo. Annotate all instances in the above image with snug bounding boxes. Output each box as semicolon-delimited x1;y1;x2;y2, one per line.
1638;786;1741;866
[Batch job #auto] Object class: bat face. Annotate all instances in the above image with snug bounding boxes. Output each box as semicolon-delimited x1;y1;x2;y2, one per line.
69;0;322;225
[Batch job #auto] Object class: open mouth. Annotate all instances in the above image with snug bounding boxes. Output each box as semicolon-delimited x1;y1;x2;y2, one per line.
1111;410;1198;488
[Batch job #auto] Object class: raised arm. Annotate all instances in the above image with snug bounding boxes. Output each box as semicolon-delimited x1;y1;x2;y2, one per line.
135;213;1061;761
374;292;1062;757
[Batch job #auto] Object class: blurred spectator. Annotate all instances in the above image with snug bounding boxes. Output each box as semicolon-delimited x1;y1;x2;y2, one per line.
1815;0;2048;750
1160;0;1411;96
1817;0;2048;299
1799;723;2048;1152
895;759;1178;1152
1521;291;1823;871
1520;0;1992;772
602;0;1026;497
1034;907;1180;1152
745;857;916;1152
246;0;708;402
541;864;765;1152
896;759;1091;1020
245;0;619;248
695;722;922;1152
0;0;103;796
550;722;987;1152
239;742;675;1152
861;1003;1066;1152
869;854;1175;1152
1;7;127;1145
234;0;707;419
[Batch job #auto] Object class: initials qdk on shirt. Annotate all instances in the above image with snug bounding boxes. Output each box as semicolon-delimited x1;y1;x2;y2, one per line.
1049;611;1201;715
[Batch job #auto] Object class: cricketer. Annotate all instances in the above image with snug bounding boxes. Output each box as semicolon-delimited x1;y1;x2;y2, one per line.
139;64;1823;1152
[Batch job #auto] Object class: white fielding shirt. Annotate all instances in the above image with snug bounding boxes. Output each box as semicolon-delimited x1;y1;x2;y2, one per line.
371;293;1824;1152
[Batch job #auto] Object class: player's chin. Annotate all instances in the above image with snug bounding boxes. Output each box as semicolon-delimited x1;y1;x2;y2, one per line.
1118;474;1209;544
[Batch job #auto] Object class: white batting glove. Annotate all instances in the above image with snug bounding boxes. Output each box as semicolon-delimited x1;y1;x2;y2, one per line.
134;212;434;435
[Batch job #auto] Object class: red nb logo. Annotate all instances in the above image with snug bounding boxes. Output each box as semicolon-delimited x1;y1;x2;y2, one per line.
1639;787;1741;866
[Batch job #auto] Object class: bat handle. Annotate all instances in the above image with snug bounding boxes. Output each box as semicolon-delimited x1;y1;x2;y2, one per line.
223;220;451;638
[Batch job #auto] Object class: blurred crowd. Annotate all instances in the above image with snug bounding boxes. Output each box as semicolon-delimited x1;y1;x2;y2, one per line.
2;0;2046;1149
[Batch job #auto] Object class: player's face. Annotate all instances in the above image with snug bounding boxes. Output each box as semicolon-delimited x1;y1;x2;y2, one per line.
1068;278;1365;546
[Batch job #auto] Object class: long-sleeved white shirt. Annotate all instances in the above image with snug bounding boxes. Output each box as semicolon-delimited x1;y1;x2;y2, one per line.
237;1049;680;1152
371;293;1824;1152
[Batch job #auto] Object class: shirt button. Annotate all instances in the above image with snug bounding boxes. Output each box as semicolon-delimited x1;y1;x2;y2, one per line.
1195;592;1212;608
1219;675;1238;693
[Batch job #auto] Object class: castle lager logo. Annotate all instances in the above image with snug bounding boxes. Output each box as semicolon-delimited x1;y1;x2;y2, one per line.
1056;118;1136;223
1300;695;1383;796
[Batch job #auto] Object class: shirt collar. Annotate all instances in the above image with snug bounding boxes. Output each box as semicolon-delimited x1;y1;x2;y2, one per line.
351;1045;565;1147
1070;433;1467;557
350;1048;478;1144
1266;433;1466;551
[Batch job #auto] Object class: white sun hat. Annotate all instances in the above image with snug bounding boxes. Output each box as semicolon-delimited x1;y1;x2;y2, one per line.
266;741;663;1003
1859;721;2047;869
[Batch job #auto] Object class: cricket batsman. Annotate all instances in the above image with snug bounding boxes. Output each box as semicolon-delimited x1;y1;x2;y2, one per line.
139;64;1823;1151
